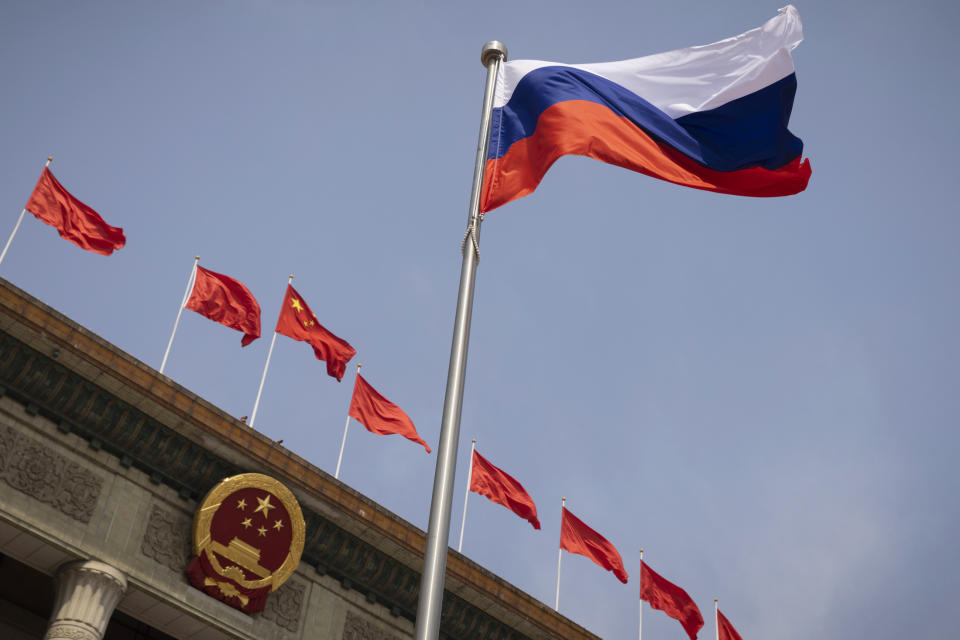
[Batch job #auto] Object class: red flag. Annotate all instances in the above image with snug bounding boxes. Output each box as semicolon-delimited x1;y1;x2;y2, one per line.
25;167;125;255
559;507;628;583
185;266;261;346
717;609;744;640
640;561;704;640
349;374;430;453
469;450;540;529
274;284;355;381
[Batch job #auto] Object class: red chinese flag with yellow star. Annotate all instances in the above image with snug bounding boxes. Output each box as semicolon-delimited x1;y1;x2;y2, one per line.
275;284;356;381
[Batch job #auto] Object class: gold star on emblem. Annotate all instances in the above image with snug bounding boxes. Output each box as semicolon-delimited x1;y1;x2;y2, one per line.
254;494;276;519
273;519;284;531
236;498;247;510
257;526;267;537
241;518;252;528
290;298;304;313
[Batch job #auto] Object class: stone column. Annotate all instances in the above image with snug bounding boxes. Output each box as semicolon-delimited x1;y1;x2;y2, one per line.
44;560;128;640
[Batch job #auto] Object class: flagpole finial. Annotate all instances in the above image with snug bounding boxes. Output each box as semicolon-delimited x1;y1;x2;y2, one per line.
471;438;476;443
357;363;362;370
47;156;53;162
714;598;718;602
290;274;294;279
639;548;644;553
481;41;508;66
195;255;200;260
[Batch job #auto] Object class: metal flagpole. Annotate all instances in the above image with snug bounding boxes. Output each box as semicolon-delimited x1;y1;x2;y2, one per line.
714;598;720;640
555;496;566;611
456;439;477;552
0;156;52;268
160;255;199;374
335;362;362;480
639;549;644;640
249;274;293;428
413;40;506;640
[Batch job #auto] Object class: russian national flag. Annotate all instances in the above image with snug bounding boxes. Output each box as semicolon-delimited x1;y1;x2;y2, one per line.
481;5;811;213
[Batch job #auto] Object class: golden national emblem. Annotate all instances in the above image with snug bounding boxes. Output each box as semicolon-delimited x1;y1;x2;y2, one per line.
186;473;306;613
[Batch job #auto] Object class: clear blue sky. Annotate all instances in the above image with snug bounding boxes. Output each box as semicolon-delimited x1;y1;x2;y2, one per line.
2;2;958;638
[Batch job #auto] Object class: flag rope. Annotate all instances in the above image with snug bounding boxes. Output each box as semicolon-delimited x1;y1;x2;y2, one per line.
460;217;481;263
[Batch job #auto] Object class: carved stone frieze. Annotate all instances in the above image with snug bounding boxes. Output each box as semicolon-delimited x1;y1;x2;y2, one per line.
140;504;191;573
260;579;306;632
0;424;102;523
343;611;403;640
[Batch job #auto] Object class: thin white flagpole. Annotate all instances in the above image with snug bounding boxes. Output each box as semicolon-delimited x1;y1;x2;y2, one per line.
639;548;644;640
555;496;566;611
335;362;362;479
714;598;720;640
249;274;293;428
159;255;199;374
456;439;477;552
0;156;52;268
414;41;506;640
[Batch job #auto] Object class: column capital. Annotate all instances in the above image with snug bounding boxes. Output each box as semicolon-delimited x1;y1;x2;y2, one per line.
45;560;128;640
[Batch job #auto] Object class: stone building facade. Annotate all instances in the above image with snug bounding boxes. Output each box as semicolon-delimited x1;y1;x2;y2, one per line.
0;279;599;640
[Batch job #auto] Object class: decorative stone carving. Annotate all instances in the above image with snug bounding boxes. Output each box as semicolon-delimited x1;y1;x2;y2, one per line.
8;439;62;500
44;560;127;640
260;579;306;632
0;424;102;523
56;464;101;522
140;504;191;573
343;611;402;640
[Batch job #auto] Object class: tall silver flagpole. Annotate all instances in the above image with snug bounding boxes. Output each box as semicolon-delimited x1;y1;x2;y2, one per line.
456;438;477;553
413;40;506;640
250;274;293;428
160;255;199;374
0;156;52;268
